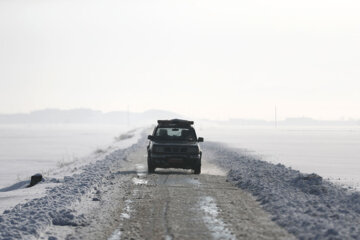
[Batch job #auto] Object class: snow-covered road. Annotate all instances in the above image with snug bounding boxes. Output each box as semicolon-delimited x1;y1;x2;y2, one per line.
104;147;292;240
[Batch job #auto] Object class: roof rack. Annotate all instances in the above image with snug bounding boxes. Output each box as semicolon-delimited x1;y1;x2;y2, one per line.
157;119;194;126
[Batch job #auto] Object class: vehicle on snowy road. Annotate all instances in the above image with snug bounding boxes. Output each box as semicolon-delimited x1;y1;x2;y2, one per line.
147;119;204;174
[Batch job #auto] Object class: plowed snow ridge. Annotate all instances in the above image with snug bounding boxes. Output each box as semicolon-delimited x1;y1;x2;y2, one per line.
203;142;360;240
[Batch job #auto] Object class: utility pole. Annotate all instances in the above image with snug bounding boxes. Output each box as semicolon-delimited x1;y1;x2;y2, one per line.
275;105;277;128
127;105;130;127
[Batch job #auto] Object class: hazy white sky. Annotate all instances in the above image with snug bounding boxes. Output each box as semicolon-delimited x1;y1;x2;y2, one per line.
1;0;359;120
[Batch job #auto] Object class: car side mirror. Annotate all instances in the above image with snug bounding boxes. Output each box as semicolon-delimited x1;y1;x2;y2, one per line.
198;137;204;142
148;135;154;141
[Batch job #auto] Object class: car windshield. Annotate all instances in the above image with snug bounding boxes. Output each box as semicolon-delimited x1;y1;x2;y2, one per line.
155;127;196;141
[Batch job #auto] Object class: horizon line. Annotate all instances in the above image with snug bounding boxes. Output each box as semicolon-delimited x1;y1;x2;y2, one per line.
0;108;359;122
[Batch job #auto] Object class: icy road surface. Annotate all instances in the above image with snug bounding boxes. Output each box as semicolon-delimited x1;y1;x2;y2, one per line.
107;168;292;239
35;138;293;240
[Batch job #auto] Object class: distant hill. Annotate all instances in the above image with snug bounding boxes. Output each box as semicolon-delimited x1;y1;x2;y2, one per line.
1;110;359;126
0;109;182;125
227;117;360;126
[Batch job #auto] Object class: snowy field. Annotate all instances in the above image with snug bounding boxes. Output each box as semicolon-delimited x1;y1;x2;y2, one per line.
198;124;360;190
1;123;360;190
0;124;132;189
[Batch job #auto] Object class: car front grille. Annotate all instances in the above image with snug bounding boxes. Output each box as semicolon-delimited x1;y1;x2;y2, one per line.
164;147;188;153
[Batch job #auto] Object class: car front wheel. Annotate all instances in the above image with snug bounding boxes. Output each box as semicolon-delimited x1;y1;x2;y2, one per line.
147;155;155;173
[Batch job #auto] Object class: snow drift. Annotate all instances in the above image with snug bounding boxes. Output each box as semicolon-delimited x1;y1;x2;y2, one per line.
203;142;360;240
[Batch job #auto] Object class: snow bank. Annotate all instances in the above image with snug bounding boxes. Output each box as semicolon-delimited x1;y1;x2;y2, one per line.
203;142;360;240
0;128;142;213
0;129;144;240
197;125;360;190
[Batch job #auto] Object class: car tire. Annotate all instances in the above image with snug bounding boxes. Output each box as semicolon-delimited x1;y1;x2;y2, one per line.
194;165;201;174
147;155;155;173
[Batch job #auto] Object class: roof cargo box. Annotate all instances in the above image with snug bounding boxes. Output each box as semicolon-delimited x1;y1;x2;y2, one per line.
157;119;194;126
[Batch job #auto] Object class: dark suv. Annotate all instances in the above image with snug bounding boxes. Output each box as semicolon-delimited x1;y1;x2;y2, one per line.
147;119;204;174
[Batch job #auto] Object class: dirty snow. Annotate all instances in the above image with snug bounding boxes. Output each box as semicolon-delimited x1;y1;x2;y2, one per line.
0;129;143;239
204;142;360;240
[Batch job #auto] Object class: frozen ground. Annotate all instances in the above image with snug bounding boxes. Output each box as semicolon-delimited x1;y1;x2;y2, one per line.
204;142;360;240
197;124;360;190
